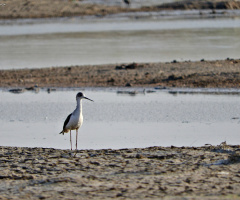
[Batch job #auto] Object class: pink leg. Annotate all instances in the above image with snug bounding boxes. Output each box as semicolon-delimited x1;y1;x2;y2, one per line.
76;129;78;151
70;130;72;150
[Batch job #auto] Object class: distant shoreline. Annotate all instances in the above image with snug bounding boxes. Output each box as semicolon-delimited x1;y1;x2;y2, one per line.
0;0;240;19
1;59;240;88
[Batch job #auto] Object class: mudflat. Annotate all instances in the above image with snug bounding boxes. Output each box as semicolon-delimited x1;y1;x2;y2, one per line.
0;0;240;19
0;144;240;199
1;59;240;88
1;1;240;199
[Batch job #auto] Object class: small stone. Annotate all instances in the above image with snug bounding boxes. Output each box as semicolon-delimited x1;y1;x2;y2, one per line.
115;65;124;70
125;62;138;69
136;154;145;159
107;78;115;83
116;193;123;197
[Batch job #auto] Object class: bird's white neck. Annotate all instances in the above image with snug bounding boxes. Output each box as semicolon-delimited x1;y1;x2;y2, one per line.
76;98;82;112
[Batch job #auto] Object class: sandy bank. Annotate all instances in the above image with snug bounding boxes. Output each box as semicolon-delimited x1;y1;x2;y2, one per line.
0;144;240;199
0;0;240;19
1;59;240;88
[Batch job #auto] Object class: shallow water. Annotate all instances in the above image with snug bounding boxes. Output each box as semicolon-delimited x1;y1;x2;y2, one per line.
0;14;240;69
0;88;240;149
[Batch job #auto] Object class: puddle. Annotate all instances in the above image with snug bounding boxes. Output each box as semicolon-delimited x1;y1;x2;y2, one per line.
0;88;240;149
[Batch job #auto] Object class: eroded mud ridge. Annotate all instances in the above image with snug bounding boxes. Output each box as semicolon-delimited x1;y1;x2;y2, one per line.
0;0;240;19
1;144;240;199
1;59;240;88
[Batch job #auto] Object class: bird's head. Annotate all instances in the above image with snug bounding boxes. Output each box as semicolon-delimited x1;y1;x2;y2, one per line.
76;92;94;102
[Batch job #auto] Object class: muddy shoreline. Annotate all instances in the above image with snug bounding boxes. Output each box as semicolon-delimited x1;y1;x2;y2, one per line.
1;144;240;199
1;59;240;89
0;0;240;19
1;1;240;198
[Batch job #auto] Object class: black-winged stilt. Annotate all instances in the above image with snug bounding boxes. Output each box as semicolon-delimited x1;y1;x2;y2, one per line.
60;92;93;150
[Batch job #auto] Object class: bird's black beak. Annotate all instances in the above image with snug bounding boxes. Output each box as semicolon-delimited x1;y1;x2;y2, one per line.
84;97;94;102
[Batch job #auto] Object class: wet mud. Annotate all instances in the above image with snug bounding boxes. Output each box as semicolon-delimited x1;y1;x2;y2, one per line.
1;143;240;199
0;0;240;19
1;59;240;88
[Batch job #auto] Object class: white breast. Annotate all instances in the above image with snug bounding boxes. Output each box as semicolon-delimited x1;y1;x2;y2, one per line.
66;112;83;130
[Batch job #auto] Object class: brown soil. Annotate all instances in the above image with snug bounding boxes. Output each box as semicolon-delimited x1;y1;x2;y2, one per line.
1;1;240;199
1;144;240;199
152;0;240;10
0;0;129;19
0;0;240;19
1;59;240;88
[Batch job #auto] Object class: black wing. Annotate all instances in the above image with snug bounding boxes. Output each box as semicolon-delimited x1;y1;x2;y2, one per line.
63;113;72;130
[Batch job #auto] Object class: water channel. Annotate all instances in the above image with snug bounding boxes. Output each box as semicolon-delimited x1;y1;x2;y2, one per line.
0;88;240;149
0;11;240;69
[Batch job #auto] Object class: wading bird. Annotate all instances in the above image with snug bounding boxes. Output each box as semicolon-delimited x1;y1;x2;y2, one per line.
60;92;93;150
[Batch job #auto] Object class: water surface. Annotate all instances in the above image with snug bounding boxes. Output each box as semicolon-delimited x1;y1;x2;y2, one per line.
0;88;240;149
0;14;240;69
